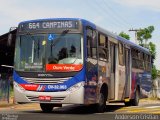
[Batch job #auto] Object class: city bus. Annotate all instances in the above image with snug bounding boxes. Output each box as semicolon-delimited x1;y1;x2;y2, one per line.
13;18;152;113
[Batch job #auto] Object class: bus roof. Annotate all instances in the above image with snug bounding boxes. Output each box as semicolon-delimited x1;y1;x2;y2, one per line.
19;18;83;25
19;18;150;54
95;25;150;54
80;19;150;55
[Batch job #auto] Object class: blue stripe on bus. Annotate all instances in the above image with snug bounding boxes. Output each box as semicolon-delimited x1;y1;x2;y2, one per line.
13;71;28;84
13;68;85;91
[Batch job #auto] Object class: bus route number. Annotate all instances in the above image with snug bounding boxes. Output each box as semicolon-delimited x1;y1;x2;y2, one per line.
29;23;40;29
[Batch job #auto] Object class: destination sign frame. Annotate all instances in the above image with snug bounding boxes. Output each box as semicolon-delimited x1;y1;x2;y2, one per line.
18;20;79;32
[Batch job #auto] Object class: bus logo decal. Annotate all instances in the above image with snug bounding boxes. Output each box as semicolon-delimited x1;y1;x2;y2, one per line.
37;85;46;91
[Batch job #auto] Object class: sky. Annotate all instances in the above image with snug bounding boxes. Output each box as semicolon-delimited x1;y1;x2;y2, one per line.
0;0;160;69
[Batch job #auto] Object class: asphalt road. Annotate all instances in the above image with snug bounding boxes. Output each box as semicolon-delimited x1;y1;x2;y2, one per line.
0;104;119;120
1;100;160;120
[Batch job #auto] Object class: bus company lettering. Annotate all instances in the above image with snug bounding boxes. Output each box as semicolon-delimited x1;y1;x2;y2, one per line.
46;64;82;72
20;84;39;91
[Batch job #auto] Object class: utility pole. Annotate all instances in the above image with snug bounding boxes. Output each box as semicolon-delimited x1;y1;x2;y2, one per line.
128;28;140;44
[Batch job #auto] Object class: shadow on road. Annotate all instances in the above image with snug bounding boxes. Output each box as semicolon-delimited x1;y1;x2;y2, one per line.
24;104;125;114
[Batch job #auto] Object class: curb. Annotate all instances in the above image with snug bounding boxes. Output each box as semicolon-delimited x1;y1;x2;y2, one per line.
0;103;15;108
0;98;15;108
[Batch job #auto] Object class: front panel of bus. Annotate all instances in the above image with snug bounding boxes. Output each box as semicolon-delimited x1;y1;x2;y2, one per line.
13;19;85;104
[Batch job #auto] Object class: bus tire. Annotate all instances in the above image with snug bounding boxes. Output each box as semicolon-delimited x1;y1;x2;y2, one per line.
96;93;106;113
131;88;140;106
40;103;54;113
124;101;132;106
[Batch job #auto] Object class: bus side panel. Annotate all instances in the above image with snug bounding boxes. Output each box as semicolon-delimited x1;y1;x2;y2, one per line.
84;58;98;104
84;25;99;104
130;69;152;99
97;61;110;101
130;70;138;99
140;72;152;97
118;65;125;100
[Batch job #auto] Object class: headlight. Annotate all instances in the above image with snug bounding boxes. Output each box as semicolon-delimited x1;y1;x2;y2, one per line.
14;82;25;92
67;82;84;93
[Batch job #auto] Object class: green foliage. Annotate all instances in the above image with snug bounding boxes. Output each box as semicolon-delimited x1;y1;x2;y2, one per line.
137;26;157;80
152;65;157;80
138;26;157;61
137;26;157;79
157;70;160;77
119;27;157;80
137;26;154;47
149;42;157;80
119;31;130;40
149;42;156;59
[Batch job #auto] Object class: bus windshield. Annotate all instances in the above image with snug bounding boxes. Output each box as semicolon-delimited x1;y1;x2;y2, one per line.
14;33;83;72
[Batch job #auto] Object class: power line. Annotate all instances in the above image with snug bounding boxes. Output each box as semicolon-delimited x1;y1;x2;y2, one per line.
86;0;128;31
94;0;127;29
101;0;130;28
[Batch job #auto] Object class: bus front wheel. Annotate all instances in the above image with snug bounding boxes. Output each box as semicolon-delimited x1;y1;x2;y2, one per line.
40;103;54;113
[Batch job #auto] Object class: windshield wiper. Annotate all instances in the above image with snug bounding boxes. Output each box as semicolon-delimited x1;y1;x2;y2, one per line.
51;29;70;47
50;29;70;57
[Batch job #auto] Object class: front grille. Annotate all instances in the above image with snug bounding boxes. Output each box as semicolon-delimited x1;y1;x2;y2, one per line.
27;96;66;102
21;77;71;84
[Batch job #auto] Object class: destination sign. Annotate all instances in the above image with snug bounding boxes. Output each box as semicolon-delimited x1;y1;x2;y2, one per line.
19;20;79;32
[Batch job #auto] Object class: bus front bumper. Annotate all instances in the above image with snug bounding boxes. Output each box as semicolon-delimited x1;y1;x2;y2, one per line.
14;82;84;104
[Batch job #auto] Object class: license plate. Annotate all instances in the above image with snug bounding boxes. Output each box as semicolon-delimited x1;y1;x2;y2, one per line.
39;96;51;101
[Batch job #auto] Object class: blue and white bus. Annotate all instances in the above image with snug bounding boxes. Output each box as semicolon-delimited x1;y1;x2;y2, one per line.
13;18;152;112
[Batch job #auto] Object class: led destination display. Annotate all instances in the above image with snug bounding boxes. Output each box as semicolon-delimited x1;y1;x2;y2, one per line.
19;20;79;32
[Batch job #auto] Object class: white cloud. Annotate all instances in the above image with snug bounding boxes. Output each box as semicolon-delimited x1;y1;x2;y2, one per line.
114;0;160;12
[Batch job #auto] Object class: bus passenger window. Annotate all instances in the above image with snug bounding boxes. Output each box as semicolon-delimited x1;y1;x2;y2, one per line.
99;47;107;61
98;34;108;61
99;34;105;46
140;52;145;69
92;48;97;59
86;28;97;59
87;38;91;57
119;43;124;65
145;54;151;71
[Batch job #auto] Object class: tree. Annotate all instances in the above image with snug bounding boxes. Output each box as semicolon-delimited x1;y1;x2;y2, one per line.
136;26;156;59
148;42;157;79
137;26;157;80
152;65;157;80
137;26;154;48
137;26;157;79
148;42;156;60
119;32;130;40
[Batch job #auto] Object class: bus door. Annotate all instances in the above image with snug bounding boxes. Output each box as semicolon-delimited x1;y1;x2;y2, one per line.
110;42;116;100
85;27;98;104
124;48;131;98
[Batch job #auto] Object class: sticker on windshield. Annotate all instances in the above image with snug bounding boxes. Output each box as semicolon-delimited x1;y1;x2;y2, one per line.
46;64;83;72
48;34;56;41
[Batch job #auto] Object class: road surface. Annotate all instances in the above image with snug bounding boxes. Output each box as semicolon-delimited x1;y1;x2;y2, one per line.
0;99;160;120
